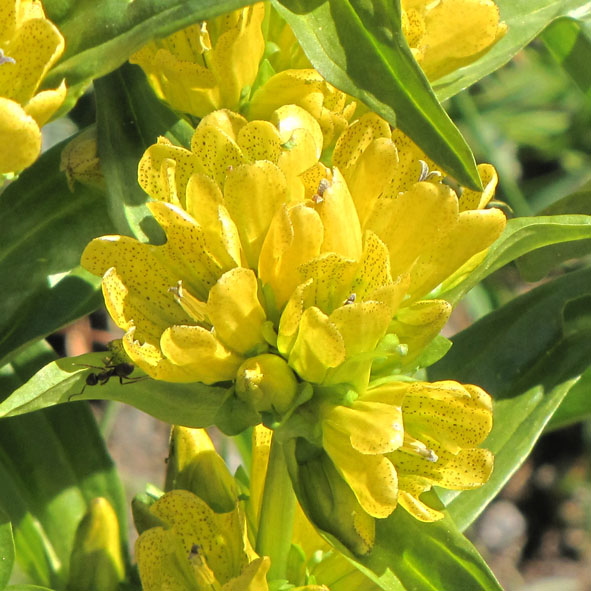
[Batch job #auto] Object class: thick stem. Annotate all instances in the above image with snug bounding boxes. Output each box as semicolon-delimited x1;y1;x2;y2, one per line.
255;434;296;580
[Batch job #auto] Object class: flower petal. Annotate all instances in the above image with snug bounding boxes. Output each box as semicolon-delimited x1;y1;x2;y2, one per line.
223;161;288;268
288;306;346;383
208;267;267;354
259;203;323;310
0;96;40;173
323;420;398;518
160;325;242;384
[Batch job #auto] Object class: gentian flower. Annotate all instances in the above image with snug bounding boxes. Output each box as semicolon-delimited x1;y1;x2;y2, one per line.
401;0;507;80
82;104;504;544
130;5;265;118
0;0;66;173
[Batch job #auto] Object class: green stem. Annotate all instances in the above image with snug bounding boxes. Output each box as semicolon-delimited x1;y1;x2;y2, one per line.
255;434;296;581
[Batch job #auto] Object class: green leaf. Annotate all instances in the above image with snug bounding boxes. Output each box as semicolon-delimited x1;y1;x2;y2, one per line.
516;185;591;281
439;214;591;305
273;0;482;190
43;0;254;110
430;268;591;530
547;367;591;429
94;63;194;241
353;503;502;591
0;508;15;591
542;16;591;96
0;346;130;588
0;353;258;435
0;135;114;367
434;0;591;101
5;587;56;591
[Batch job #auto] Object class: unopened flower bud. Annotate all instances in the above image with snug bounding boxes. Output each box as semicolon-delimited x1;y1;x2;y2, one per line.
285;439;375;555
236;354;298;414
67;497;125;591
165;426;237;513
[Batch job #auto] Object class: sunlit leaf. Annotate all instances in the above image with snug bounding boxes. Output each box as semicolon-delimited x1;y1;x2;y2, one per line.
0;353;258;435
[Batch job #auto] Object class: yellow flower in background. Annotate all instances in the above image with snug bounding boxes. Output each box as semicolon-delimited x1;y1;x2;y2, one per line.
82;106;505;393
321;380;493;522
0;0;66;173
136;489;270;591
130;4;265;118
401;0;507;80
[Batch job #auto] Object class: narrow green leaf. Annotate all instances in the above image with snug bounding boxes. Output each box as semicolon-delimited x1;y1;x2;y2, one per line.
94;63;193;241
543;16;591;96
430;268;591;529
516;185;591;281
0;509;15;591
0;353;258;434
43;0;253;109
434;0;591;101
5;586;56;591
0;135;113;367
350;500;502;591
439;214;591;305
273;0;482;189
547;366;591;430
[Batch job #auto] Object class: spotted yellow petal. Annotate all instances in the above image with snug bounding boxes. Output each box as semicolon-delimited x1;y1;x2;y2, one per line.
24;79;66;126
288;306;346;383
207;267;267;355
323;417;399;518
0;96;40;173
223;161;288;268
259;203;323;310
160;325;242;384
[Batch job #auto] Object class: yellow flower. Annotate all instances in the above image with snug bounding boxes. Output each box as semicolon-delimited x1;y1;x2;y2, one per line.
247;69;357;151
130;4;265;118
0;0;66;173
136;489;269;591
321;380;494;522
401;0;507;80
82;106;505;392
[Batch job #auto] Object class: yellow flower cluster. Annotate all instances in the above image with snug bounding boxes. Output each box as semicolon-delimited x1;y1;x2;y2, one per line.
0;0;66;173
82;0;507;555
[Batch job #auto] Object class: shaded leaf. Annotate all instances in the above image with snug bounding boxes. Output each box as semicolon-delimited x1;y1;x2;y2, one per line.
0;136;113;367
516;185;591;281
273;0;482;189
547;366;591;429
0;346;130;588
94;63;193;241
0;508;14;591
542;16;591;96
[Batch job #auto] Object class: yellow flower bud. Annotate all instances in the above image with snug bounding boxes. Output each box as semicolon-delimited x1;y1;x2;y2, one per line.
60;125;105;191
235;354;298;414
67;498;125;591
165;426;238;513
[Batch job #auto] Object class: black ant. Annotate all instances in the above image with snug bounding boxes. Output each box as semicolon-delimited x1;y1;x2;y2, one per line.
69;361;147;401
